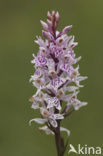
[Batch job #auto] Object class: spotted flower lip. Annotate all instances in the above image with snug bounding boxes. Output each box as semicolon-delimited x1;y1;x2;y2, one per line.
29;11;87;138
30;107;64;128
46;97;61;110
40;107;64;127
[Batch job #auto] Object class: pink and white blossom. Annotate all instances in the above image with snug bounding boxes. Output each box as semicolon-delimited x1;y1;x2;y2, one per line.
29;11;88;156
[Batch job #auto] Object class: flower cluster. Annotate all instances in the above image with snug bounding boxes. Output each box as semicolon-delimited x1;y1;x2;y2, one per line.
29;11;87;137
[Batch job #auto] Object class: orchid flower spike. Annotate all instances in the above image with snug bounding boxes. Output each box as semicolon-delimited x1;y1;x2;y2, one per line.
29;11;88;156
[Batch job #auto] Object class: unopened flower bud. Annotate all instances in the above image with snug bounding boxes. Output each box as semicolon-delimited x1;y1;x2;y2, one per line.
42;30;53;41
62;25;72;34
47;11;52;21
47;19;52;28
40;20;48;31
52;10;56;17
55;11;60;22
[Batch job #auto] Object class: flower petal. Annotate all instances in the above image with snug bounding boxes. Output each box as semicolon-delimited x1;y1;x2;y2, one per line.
77;76;88;82
49;118;57;128
29;118;47;125
31;102;39;109
60;127;70;136
54;114;64;120
67;86;79;92
73;101;88;110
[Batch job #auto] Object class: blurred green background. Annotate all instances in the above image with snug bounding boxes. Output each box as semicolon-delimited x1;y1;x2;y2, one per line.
0;0;103;156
